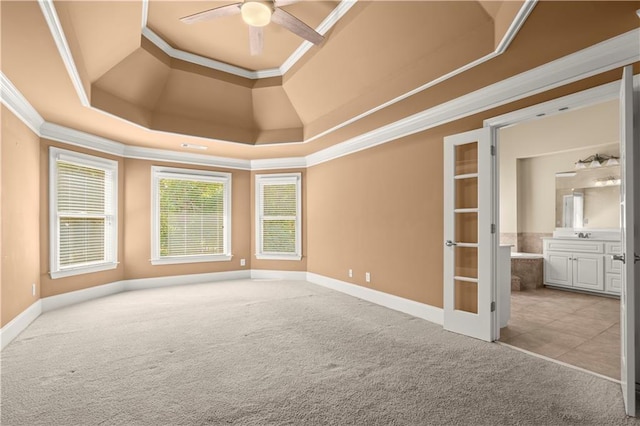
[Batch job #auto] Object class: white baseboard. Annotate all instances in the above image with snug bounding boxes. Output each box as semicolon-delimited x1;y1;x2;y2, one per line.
125;270;250;291
251;269;308;280
1;269;443;351
0;300;42;350
41;280;125;313
306;272;443;325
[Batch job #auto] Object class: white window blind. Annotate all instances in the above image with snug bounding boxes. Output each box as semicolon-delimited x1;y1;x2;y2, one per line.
50;148;118;279
256;174;301;260
152;167;231;265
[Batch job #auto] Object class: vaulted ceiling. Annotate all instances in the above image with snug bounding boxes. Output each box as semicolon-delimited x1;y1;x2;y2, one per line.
2;1;639;158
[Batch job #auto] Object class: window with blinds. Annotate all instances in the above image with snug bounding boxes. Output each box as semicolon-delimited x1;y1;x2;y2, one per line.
256;174;302;260
49;148;118;279
151;167;231;265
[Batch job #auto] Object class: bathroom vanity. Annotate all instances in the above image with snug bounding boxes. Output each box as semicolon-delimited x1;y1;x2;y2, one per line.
542;237;621;295
546;163;622;296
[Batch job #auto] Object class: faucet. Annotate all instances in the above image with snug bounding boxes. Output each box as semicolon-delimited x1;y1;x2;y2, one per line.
577;232;591;239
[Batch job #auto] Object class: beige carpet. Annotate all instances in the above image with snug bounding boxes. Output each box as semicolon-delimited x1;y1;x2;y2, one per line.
1;279;637;425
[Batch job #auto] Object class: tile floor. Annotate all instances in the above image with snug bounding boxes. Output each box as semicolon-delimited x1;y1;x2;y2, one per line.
499;287;620;380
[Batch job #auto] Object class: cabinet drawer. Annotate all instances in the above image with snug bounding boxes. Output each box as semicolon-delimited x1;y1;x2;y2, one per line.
605;242;622;254
605;273;621;294
544;240;604;254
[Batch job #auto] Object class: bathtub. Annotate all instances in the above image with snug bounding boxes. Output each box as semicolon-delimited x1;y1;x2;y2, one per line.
510;252;543;290
510;252;544;259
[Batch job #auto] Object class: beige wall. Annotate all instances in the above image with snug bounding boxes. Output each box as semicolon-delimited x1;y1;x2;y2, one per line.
516;144;619;234
499;100;619;234
39;139;125;298
250;169;308;272
123;159;252;279
1;107;41;326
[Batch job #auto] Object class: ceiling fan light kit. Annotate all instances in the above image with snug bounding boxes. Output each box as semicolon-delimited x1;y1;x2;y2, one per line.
241;1;273;27
180;0;324;56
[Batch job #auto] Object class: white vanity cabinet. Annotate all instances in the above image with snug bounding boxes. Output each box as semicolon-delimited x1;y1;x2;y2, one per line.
543;238;620;295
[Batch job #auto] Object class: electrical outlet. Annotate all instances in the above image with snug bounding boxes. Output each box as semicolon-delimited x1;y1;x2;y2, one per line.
365;272;371;283
240;258;246;267
348;269;353;278
32;283;36;296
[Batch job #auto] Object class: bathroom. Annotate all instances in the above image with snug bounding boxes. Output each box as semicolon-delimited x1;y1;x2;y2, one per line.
497;98;622;379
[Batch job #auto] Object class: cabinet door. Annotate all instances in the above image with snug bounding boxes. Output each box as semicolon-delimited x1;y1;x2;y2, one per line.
544;252;572;286
605;273;621;294
572;254;604;291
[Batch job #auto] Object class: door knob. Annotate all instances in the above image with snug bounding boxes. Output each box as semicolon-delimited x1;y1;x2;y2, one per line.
612;254;625;263
445;240;457;247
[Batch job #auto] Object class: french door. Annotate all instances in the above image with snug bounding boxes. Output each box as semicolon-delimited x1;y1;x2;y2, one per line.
443;128;495;341
618;65;638;417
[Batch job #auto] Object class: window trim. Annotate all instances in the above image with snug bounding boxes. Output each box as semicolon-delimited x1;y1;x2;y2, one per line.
150;166;232;265
255;173;302;261
49;147;119;279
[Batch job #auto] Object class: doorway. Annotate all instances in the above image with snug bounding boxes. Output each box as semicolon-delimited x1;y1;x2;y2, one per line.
493;98;622;380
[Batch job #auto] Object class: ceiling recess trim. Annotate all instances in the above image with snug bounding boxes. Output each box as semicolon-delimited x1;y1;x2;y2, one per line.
0;73;45;135
3;28;638;171
140;0;358;80
38;0;537;146
37;0;90;107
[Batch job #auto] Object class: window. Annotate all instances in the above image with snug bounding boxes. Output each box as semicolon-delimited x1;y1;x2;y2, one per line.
255;173;302;260
151;166;231;265
49;147;118;279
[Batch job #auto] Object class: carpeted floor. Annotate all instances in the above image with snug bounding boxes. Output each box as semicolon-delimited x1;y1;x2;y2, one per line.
1;279;637;425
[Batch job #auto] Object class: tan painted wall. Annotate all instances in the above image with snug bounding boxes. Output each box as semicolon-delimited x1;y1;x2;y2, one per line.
39;139;125;298
250;169;307;272
307;118;483;308
123;159;251;279
1;107;41;326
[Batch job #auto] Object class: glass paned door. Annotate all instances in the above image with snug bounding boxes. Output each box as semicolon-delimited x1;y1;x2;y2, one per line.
444;128;494;341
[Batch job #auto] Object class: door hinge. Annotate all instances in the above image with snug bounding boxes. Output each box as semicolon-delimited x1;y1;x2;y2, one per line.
490;145;496;156
491;224;496;234
491;301;496;312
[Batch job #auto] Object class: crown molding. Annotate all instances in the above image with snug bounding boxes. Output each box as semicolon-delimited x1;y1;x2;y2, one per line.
302;0;538;146
0;72;45;135
495;0;537;53
37;0;90;107
40;0;533;146
141;27;279;80
306;28;640;167
40;122;126;157
4;28;638;172
124;145;251;170
251;157;307;171
141;0;356;80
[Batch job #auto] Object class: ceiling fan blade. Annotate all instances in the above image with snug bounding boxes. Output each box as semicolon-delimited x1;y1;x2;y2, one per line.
249;26;264;56
271;8;324;45
180;3;242;24
274;0;301;7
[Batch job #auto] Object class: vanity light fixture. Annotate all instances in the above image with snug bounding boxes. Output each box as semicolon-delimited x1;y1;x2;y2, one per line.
574;153;619;169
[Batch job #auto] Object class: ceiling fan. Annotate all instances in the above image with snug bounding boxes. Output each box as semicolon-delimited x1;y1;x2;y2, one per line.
180;0;325;56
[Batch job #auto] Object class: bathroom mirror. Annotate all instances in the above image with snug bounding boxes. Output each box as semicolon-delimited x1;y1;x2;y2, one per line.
555;166;620;229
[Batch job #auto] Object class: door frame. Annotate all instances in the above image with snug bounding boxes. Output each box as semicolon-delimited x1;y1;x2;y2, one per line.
483;73;639;411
